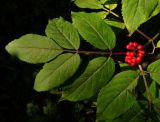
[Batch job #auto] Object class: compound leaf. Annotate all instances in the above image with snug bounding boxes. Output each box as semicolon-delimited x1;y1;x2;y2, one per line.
34;53;81;91
5;34;63;64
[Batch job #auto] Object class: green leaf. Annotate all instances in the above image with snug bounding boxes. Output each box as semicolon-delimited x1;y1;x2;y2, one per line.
5;34;63;64
104;19;125;29
113;101;147;122
46;17;80;50
150;0;160;17
100;0;120;4
92;11;109;19
34;53;81;91
62;57;115;101
157;41;160;48
147;59;160;84
97;70;139;121
122;0;159;34
75;0;103;9
72;12;116;50
105;4;117;10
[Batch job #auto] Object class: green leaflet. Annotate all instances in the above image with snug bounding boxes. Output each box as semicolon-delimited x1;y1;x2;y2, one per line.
34;53;81;91
45;17;80;50
62;57;115;101
122;0;159;34
147;59;160;84
75;0;103;9
72;12;116;50
5;34;63;64
97;70;139;121
113;101;147;122
157;41;160;48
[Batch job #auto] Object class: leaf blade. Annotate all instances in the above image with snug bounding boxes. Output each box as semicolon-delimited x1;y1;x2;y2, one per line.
5;34;63;63
147;59;160;84
46;17;80;50
97;70;139;121
122;0;159;34
72;12;116;50
75;0;103;9
34;53;81;91
62;57;115;101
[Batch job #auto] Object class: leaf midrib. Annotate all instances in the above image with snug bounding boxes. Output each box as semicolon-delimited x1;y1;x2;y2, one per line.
68;58;110;99
54;21;77;49
100;76;139;118
81;16;110;49
39;54;76;86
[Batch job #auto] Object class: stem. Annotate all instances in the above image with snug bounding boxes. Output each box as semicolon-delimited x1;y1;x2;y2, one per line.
138;65;153;112
63;49;126;55
102;7;120;18
143;33;160;48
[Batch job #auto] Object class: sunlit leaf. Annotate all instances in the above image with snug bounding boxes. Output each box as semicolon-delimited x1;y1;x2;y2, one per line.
34;53;81;91
46;17;80;50
122;0;159;34
5;34;63;63
75;0;103;9
72;12;116;50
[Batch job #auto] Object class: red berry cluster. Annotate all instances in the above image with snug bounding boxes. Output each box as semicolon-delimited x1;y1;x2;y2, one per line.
125;42;145;66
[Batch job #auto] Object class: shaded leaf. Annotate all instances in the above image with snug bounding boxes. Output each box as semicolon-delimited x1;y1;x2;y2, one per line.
122;0;159;34
72;12;116;50
5;34;63;64
147;59;160;84
62;57;115;101
34;53;81;91
46;17;80;50
113;101;147;122
97;70;139;121
75;0;103;9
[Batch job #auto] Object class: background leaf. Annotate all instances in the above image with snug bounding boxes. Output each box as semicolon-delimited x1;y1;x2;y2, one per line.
34;53;81;91
46;17;80;50
62;57;115;101
72;12;116;50
147;59;160;84
75;0;103;9
97;70;139;121
5;34;63;64
122;0;159;34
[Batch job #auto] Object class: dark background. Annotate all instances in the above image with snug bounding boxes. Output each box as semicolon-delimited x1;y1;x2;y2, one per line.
0;0;76;122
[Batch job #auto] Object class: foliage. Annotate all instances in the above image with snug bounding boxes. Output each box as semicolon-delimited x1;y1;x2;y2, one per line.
5;0;160;121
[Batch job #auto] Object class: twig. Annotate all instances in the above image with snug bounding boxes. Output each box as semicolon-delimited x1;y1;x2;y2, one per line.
63;49;126;55
138;65;153;112
143;33;160;48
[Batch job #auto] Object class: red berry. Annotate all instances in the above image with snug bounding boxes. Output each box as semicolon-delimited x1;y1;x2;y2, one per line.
138;53;144;57
133;42;138;47
126;45;131;49
131;58;136;64
126;51;130;56
138;50;145;55
129;52;135;57
137;45;143;50
130;62;135;67
129;42;134;46
136;57;142;64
